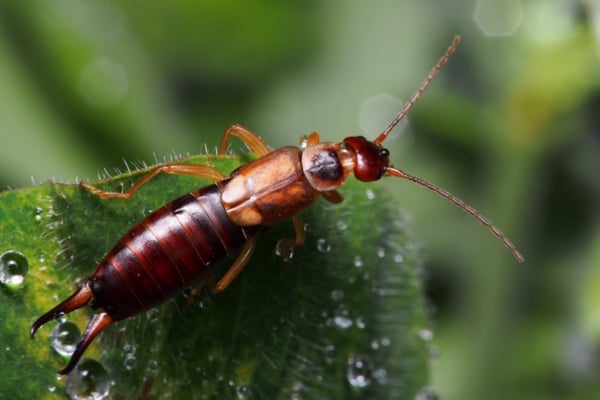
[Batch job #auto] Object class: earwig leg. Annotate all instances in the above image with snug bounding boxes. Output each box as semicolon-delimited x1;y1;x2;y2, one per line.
30;282;93;339
184;275;214;311
218;124;271;156
322;190;343;204
299;132;321;148
305;132;321;146
81;164;226;200
275;215;305;261
212;236;259;293
58;312;114;375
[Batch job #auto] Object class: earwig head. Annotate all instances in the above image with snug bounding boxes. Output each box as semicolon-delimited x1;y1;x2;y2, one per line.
342;136;390;182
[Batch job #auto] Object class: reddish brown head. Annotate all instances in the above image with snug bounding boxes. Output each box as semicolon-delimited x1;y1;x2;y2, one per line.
342;136;390;182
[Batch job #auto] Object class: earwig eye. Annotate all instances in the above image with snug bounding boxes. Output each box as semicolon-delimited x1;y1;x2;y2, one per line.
380;149;389;157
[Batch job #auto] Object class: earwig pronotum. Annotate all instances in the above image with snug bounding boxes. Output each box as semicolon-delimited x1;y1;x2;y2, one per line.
30;35;524;375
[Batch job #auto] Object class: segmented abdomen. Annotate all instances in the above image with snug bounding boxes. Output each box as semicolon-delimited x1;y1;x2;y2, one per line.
89;182;257;320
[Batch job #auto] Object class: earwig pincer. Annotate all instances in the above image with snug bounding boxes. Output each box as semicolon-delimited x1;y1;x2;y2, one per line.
30;35;524;375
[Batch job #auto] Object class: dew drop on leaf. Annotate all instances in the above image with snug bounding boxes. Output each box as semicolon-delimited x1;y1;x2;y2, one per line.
418;328;434;342
316;238;331;253
330;289;344;302
365;188;375;200
353;255;363;267
332;306;353;329
275;239;295;262
236;384;249;399
65;359;109;400
415;386;439;400
373;367;388;385
0;250;29;288
346;355;373;388
355;316;366;329
324;344;336;363
393;253;405;263
34;207;43;221
50;321;81;356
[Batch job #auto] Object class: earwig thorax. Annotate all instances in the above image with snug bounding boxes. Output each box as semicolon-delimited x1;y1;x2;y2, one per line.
301;143;353;192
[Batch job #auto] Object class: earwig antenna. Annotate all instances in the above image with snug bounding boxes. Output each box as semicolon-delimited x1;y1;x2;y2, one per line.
374;35;461;145
373;35;523;261
386;166;524;262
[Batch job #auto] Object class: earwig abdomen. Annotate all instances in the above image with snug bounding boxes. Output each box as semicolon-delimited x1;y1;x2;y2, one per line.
89;183;257;321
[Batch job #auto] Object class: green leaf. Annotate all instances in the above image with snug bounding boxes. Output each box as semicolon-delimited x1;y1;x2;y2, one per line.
0;154;429;399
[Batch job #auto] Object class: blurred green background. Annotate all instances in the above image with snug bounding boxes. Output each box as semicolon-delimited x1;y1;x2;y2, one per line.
1;0;599;399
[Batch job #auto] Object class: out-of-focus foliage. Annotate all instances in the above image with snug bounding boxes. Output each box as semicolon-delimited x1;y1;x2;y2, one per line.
1;0;600;399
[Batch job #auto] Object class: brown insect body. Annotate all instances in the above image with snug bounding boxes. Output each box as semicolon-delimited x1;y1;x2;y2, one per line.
223;146;321;226
30;36;524;376
90;184;258;321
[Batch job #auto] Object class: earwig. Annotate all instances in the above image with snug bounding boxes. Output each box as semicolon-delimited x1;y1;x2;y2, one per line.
30;35;524;375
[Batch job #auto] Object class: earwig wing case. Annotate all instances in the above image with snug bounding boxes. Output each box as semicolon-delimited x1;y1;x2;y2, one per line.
0;154;430;399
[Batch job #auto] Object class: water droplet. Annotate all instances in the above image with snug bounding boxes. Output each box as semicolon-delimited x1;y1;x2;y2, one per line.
48;385;56;393
65;359;109;400
366;189;376;200
275;240;294;262
316;238;331;253
146;359;159;375
330;289;344;302
336;220;347;231
373;367;388;385
124;353;136;370
415;386;439;400
377;247;385;258
324;345;336;363
355;317;366;329
146;308;160;323
290;391;303;400
122;343;137;370
346;355;372;388
0;250;29;288
333;306;353;329
34;207;44;221
393;253;404;263
236;384;249;399
51;321;81;356
418;328;434;342
353;255;363;268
